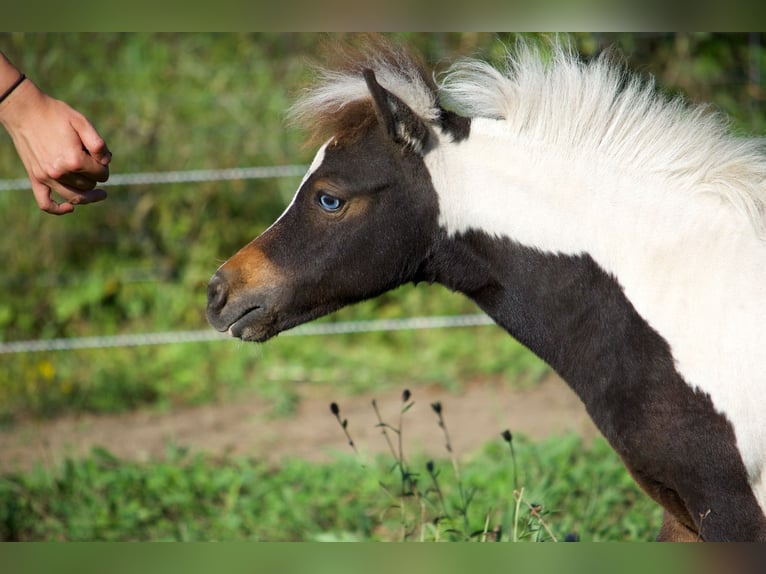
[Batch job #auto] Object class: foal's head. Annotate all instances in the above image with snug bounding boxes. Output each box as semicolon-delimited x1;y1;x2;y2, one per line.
206;69;450;341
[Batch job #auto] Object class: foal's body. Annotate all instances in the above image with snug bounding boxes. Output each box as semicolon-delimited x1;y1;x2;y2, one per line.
425;118;766;540
207;39;766;540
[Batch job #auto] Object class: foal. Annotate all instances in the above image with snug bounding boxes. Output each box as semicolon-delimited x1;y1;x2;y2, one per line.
207;39;766;541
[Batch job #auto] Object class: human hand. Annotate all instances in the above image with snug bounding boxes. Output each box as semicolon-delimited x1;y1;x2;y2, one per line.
0;77;112;215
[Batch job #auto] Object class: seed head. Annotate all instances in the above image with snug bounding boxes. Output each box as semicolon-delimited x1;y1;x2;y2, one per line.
501;429;513;443
330;402;340;416
430;401;442;415
402;389;411;402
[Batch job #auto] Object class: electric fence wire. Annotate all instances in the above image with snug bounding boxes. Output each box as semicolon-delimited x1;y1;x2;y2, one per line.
0;164;308;191
0;314;495;354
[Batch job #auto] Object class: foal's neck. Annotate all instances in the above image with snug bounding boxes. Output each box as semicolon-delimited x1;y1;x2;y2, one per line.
421;120;705;406
424;231;652;400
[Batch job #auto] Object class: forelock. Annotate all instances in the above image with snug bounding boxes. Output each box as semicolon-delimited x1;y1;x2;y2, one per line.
287;35;441;146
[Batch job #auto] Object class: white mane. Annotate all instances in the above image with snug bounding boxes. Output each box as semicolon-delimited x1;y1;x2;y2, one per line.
438;40;766;237
290;38;766;237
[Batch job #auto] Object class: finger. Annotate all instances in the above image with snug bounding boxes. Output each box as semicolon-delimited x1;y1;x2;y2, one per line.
58;171;99;191
71;113;112;167
69;187;108;205
31;180;75;215
50;181;108;206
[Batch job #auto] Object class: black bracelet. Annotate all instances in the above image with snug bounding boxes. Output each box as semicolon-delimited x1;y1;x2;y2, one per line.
0;73;26;104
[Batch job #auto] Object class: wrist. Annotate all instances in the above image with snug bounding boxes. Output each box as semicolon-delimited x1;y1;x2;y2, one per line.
0;75;45;130
0;52;24;105
0;72;26;103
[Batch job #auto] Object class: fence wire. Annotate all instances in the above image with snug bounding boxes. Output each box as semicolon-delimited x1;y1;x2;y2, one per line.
0;164;308;191
0;314;495;354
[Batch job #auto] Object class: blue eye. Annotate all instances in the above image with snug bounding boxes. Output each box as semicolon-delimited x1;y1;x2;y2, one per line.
318;193;343;212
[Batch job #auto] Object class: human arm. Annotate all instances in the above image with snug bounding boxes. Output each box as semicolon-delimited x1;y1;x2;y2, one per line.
0;51;112;215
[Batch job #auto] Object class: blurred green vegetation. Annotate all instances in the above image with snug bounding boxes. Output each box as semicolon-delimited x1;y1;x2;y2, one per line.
0;434;662;541
1;33;763;423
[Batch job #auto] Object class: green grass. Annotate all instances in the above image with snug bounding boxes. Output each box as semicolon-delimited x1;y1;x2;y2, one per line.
0;433;661;542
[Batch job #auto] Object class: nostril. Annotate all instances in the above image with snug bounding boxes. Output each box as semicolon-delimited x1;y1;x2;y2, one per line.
207;272;229;313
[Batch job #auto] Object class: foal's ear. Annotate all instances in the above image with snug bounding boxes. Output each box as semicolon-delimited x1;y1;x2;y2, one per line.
363;68;430;154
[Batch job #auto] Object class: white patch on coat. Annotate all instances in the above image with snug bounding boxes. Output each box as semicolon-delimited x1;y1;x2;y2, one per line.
267;140;330;231
423;41;766;514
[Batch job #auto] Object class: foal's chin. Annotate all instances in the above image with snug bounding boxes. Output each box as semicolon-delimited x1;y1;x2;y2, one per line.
228;306;332;343
231;324;277;343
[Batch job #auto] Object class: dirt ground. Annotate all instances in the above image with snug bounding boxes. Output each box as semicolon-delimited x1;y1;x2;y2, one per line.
0;374;599;473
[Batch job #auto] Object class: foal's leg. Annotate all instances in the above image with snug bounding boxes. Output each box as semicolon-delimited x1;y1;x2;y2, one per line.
657;511;699;542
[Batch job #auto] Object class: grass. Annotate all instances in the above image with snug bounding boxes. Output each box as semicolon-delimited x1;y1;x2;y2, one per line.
325;389;661;542
0;438;661;542
0;388;662;542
